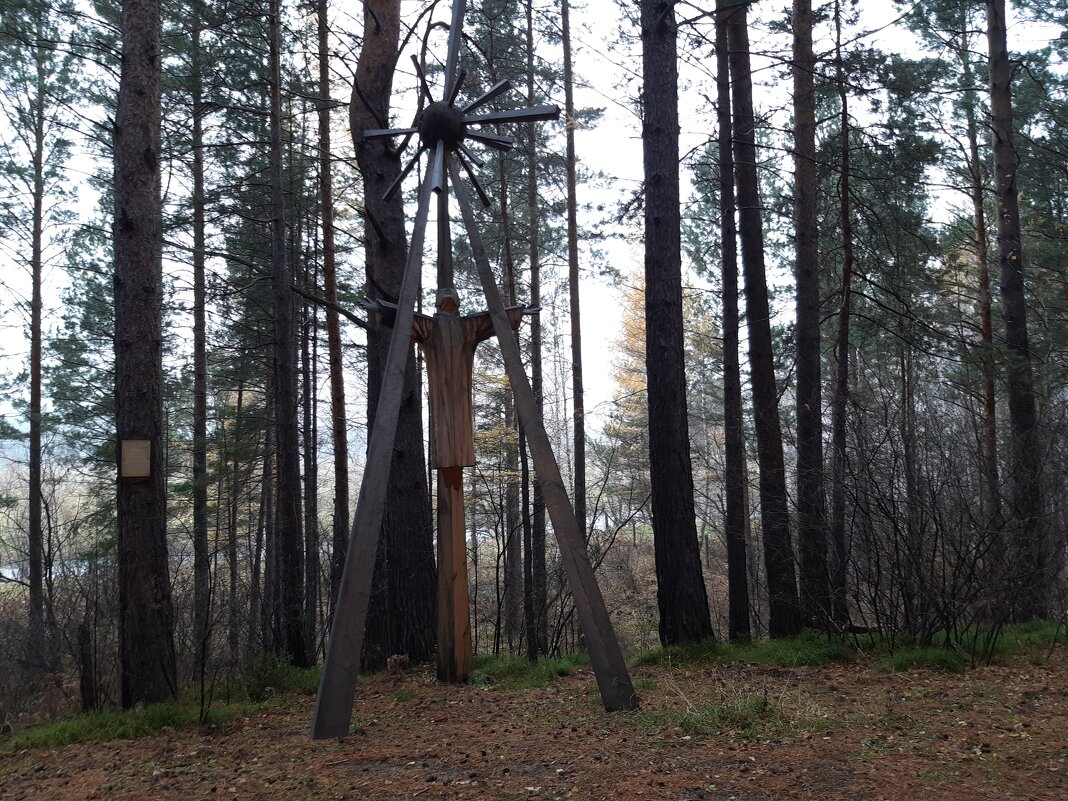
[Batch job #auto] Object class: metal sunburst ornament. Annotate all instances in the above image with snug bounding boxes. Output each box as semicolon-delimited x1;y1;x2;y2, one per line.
362;1;559;210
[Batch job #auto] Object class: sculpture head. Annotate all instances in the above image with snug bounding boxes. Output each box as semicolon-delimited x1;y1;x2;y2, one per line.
436;287;460;315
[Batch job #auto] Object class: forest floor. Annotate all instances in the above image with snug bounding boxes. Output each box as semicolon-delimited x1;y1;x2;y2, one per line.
1;641;1066;801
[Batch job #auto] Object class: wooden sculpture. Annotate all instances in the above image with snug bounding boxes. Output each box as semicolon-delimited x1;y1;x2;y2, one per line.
366;289;528;681
311;0;638;740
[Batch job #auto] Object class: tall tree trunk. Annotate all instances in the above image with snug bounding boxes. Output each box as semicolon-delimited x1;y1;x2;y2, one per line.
716;0;750;643
227;387;245;667
726;0;801;637
959;27;1002;546
640;0;714;646
301;281;319;659
792;0;830;629
500;159;523;650
113;0;176;706
318;0;351;621
525;0;547;657
828;0;854;629
251;430;272;660
268;0;308;667
190;3;212;683
26;37;46;671
351;0;435;668
562;0;587;536
986;0;1045;620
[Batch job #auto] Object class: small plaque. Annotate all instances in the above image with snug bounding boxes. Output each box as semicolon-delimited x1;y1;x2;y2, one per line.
121;439;151;480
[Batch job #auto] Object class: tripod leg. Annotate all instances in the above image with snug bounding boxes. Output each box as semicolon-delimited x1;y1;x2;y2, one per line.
311;169;437;739
449;159;638;712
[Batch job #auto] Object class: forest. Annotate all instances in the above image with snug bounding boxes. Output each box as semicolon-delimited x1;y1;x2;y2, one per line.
0;0;1066;787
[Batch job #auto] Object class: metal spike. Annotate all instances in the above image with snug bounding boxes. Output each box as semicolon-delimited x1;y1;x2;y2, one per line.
447;69;467;107
457;154;492;208
462;79;512;114
411;54;434;102
443;0;467;92
465;105;560;125
467;131;514;151
458;142;483;168
363;127;419;140
383;146;426;202
430;141;446;194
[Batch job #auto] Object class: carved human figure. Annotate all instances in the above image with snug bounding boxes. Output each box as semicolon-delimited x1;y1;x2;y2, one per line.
367;288;526;487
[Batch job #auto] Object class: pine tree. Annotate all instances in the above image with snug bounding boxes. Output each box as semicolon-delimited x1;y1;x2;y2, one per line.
0;0;81;670
113;0;177;707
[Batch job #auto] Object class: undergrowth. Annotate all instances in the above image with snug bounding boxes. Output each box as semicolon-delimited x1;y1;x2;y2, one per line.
878;621;1063;672
633;631;853;670
3;701;250;752
641;679;828;739
2;658;321;753
467;653;589;689
633;622;1062;673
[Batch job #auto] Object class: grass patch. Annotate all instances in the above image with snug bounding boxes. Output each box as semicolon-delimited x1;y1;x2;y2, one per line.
632;639;721;669
731;632;854;667
633;632;855;670
986;621;1063;657
467;653;588;690
2;701;251;752
2;657;322;752
658;693;777;736
642;680;828;739
239;656;321;702
880;647;969;673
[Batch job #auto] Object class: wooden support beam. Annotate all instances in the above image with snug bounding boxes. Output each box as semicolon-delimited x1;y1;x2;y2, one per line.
449;158;639;712
310;168;436;740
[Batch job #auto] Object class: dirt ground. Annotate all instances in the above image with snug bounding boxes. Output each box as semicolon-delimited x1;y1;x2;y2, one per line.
2;647;1066;801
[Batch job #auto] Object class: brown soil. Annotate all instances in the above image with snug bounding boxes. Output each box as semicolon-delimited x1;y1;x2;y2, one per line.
2;649;1066;801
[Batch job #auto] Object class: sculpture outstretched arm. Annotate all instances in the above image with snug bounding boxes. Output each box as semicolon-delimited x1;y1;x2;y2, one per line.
471;304;536;343
361;297;435;342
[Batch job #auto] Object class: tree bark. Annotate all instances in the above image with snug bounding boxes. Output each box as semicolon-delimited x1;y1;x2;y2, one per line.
640;0;714;646
526;0;547;657
26;29;46;671
227;387;245;667
726;1;803;640
829;0;854;629
716;0;750;643
562;0;587;539
958;21;1005;577
268;0;309;667
499;159;523;650
301;280;320;659
351;0;435;668
726;0;801;638
113;0;177;706
792;0;830;629
190;2;212;683
318;0;351;623
986;0;1045;620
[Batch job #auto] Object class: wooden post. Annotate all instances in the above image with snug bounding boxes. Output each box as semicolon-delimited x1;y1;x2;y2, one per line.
450;159;638;712
310;166;436;740
437;469;473;681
